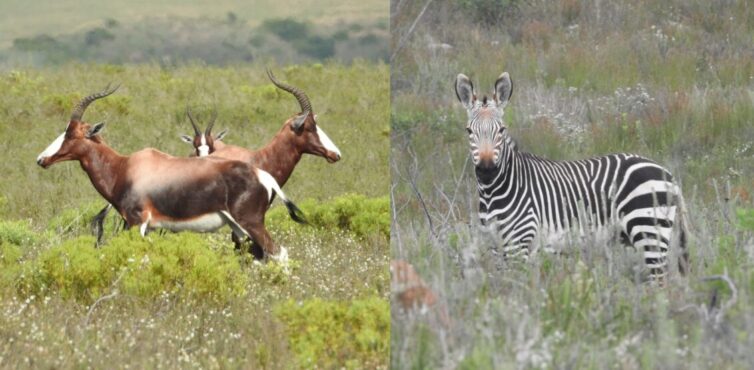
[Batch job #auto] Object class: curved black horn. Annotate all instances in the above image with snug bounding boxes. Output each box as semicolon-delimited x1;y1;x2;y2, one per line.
266;69;312;114
70;83;120;122
205;110;218;135
186;106;201;136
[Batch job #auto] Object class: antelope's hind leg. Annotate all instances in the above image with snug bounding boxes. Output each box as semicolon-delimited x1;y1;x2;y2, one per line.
244;223;283;262
229;231;264;260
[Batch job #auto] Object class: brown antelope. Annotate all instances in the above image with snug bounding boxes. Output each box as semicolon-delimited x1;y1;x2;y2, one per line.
179;70;342;182
390;260;450;328
179;108;228;157
38;84;306;261
92;70;342;255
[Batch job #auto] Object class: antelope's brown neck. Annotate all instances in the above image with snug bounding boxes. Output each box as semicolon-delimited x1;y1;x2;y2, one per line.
77;141;127;203
254;132;302;187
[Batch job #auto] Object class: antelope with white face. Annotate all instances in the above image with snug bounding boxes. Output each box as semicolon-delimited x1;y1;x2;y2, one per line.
178;69;342;186
38;84;306;261
93;70;343;254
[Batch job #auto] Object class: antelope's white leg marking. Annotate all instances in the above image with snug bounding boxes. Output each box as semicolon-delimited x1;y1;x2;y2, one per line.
272;246;291;274
140;212;152;237
255;168;287;203
316;126;341;157
37;131;66;162
219;211;251;239
197;134;210;157
272;246;289;263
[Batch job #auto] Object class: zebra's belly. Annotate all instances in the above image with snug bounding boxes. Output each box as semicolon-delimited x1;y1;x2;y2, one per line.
531;222;618;254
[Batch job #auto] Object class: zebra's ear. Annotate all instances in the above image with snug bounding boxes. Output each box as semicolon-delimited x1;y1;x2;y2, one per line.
455;74;476;110
494;72;513;108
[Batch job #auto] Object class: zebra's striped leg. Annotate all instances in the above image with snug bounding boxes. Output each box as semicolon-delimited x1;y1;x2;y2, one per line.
635;233;670;283
502;243;531;262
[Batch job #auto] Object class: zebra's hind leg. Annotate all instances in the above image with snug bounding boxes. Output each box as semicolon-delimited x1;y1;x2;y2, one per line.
502;243;531;262
636;232;671;284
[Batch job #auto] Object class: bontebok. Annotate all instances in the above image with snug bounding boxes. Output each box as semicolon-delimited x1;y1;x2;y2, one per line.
455;71;689;281
37;84;306;261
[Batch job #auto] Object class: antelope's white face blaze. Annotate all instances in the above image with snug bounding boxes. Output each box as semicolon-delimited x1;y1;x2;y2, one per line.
36;128;68;165
197;134;210;157
315;125;341;159
455;72;514;170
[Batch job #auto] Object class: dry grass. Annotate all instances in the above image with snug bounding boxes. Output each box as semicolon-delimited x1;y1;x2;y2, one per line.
391;0;754;368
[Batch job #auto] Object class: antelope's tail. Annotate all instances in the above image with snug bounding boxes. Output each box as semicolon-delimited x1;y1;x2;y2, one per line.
255;168;308;224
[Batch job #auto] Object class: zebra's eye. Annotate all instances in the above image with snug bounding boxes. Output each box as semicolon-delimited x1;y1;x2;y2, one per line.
498;126;505;133
466;127;473;134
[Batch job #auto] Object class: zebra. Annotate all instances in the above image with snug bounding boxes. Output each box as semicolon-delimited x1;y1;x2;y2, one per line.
454;71;689;280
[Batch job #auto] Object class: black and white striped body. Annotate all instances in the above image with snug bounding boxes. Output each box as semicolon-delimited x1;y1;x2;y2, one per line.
456;72;687;280
477;151;680;277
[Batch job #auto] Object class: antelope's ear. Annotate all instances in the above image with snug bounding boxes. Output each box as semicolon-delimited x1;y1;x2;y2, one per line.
180;134;194;144
215;128;229;141
494;72;513;107
455;74;476;109
86;122;106;137
291;114;307;132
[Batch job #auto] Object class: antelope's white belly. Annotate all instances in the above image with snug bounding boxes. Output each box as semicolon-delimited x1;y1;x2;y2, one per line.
152;213;226;233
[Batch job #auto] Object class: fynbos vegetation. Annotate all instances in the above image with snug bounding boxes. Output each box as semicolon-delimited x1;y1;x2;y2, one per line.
392;0;754;368
0;63;389;368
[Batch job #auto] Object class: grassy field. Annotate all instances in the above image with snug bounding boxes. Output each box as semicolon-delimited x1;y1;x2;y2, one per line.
0;1;388;66
391;0;754;368
0;0;386;48
0;62;390;368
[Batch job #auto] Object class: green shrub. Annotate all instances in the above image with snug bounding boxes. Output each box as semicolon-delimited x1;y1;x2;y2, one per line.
252;258;301;285
84;27;115;46
0;242;22;291
274;296;389;369
17;229;247;304
0;220;38;246
266;194;389;240
45;201;107;236
261;18;309;41
736;208;754;231
292;36;335;59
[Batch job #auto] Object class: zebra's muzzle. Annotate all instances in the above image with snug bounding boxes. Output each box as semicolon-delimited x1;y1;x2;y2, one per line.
477;149;496;170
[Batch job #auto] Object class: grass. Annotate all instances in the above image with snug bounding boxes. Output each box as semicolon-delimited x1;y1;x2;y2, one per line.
0;62;389;221
391;0;754;368
0;62;389;368
0;0;386;49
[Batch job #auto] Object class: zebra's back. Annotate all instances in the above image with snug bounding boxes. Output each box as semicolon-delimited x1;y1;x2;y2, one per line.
480;151;683;278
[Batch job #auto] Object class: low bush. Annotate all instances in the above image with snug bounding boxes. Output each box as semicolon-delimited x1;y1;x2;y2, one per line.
45;201;107;236
16;229;247;304
267;194;389;240
0;219;38;246
275;296;389;369
0;242;22;292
